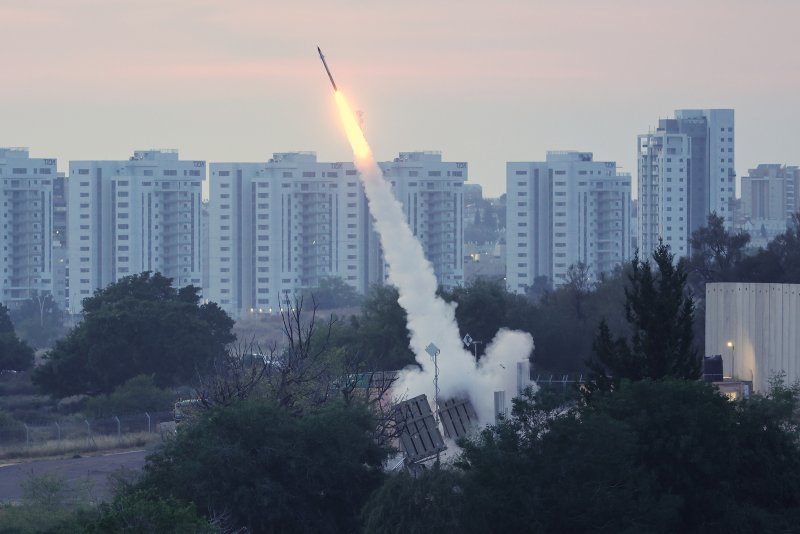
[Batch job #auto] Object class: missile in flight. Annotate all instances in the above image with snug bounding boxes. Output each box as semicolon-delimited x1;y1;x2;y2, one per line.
317;46;338;92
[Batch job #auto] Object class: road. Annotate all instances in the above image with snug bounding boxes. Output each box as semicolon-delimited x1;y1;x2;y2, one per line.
0;449;148;504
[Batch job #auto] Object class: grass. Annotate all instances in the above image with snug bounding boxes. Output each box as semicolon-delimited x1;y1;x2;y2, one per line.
0;431;161;461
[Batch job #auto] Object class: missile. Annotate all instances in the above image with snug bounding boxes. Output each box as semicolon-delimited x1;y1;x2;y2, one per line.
317;46;338;92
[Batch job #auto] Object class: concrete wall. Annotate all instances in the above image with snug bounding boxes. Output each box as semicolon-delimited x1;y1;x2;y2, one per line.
705;283;800;392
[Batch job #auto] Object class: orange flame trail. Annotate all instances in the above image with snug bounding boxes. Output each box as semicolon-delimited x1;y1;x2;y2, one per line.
334;91;372;162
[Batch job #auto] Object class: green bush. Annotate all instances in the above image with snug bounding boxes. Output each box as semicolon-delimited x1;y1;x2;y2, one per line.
66;488;213;534
84;375;175;419
0;333;34;372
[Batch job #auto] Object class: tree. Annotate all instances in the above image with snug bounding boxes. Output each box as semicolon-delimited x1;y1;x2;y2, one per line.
84;374;175;419
369;381;800;533
0;303;15;334
361;469;467;534
440;278;536;358
529;265;629;374
9;293;65;349
337;285;416;371
67;488;212;534
138;400;387;533
302;276;363;310
685;212;750;295
32;272;235;397
737;213;800;284
564;262;593;321
587;244;699;390
0;304;34;371
0;333;35;372
524;275;550;304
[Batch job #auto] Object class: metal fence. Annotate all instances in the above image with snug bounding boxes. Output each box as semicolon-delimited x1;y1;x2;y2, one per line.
0;411;174;447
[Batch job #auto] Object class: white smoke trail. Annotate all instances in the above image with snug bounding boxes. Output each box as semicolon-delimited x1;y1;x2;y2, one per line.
334;92;534;426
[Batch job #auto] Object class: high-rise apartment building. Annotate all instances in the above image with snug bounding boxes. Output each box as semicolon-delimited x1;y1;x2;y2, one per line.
0;148;57;306
506;151;631;293
740;164;800;245
638;109;735;258
638;131;692;257
207;151;466;318
378;151;466;290
207;152;369;316
68;150;204;312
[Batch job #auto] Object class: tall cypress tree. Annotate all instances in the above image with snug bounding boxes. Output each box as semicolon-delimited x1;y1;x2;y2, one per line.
588;243;699;392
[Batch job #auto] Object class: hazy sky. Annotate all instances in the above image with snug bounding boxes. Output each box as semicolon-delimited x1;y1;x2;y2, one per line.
2;0;799;197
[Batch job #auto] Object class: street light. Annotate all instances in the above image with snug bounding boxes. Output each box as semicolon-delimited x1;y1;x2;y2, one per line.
727;341;735;380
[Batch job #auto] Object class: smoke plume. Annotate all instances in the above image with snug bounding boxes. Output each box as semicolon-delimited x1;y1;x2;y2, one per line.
334;91;534;426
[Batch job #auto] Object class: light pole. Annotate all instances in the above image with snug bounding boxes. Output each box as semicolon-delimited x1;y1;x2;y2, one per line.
424;342;441;464
727;341;735;380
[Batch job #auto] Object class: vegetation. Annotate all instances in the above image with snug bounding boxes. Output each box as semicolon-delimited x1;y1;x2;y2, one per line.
136;400;386;533
83;374;175;419
302;276;364;309
0;431;159;462
439;277;535;358
10;293;66;349
587;243;699;392
324;285;416;371
0;303;34;372
363;380;800;533
33;272;235;397
70;488;212;534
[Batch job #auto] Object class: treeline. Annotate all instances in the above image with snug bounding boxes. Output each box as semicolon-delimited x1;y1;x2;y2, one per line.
18;241;800;532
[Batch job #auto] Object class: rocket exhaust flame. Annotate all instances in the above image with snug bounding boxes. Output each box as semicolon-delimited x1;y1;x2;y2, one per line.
328;54;535;427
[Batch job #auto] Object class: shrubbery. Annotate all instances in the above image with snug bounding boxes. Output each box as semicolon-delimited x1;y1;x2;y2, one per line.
83;374;175;419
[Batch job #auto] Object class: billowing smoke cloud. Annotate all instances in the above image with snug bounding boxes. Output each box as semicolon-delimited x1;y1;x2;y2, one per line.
334;92;534;426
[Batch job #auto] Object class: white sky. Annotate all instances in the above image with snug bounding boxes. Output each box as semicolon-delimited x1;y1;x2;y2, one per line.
1;0;799;197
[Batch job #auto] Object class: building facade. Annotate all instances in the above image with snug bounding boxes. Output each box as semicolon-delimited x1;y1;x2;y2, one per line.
706;282;800;393
378;151;466;290
206;152;370;316
740;164;800;246
0;148;57;307
637;109;735;258
506;151;631;293
207;151;466;318
68;150;204;312
637;131;692;257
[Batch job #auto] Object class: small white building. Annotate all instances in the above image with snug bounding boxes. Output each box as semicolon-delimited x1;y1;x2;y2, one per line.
705;282;800;393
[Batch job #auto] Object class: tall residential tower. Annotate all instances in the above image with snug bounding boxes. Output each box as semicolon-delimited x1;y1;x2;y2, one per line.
637;109;735;257
68;150;204;312
506;151;631;292
0;148;57;306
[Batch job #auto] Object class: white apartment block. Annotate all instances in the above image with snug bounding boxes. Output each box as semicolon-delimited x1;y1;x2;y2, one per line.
207;153;370;316
506;151;631;293
638;109;735;259
740;164;800;247
207;151;466;318
0;148;57;307
638;132;692;257
68;150;204;312
378;151;466;290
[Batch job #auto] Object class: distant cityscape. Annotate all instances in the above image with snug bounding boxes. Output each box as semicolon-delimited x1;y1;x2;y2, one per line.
1;107;796;318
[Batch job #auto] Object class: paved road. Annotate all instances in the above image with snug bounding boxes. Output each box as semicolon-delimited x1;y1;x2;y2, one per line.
0;449;148;504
